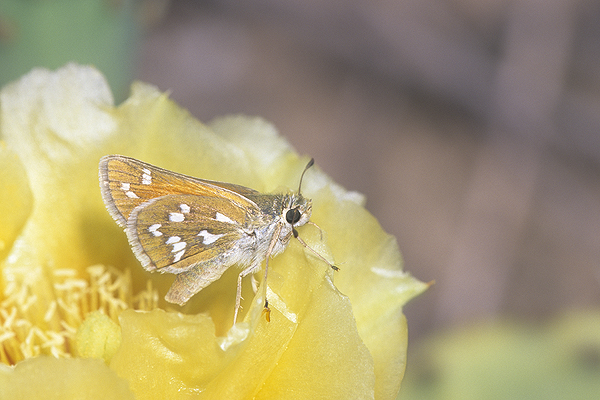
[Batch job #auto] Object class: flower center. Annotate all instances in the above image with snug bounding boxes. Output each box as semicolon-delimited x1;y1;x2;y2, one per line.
0;265;157;365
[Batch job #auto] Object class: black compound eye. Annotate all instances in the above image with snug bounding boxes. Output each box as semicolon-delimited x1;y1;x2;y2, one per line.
286;208;301;224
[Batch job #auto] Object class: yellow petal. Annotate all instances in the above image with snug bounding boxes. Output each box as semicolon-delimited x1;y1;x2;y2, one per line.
0;356;135;400
254;275;376;399
109;309;221;398
312;189;429;397
0;145;33;260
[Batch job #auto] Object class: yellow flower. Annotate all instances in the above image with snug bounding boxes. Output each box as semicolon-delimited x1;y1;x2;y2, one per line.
0;64;427;399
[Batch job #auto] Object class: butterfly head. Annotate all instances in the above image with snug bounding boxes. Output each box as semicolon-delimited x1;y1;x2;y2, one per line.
284;194;312;229
284;158;315;229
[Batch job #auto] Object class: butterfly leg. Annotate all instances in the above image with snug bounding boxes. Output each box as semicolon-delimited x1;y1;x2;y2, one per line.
233;225;281;325
234;263;261;324
233;224;283;324
293;229;339;271
260;224;284;322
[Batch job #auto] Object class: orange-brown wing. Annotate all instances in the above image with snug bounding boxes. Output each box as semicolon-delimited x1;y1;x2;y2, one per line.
99;154;261;227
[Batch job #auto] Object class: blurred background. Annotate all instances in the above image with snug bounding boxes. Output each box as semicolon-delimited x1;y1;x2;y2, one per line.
1;0;599;397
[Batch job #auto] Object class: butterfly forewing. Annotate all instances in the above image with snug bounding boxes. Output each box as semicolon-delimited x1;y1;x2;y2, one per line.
99;155;261;227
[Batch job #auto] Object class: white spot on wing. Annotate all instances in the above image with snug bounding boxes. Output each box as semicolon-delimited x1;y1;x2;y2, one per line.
120;182;139;198
166;236;181;244
180;204;190;213
148;223;162;237
142;168;152;185
172;241;186;252
198;230;224;245
167;236;186;261
169;212;185;222
215;212;236;224
173;249;185;262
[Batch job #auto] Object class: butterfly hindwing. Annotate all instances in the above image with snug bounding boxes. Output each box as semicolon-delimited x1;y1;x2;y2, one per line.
126;194;249;273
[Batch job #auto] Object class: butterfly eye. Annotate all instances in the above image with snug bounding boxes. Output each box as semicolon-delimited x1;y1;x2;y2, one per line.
286;208;302;224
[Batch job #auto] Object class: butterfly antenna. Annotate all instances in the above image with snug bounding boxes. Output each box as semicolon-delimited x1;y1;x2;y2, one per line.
298;158;315;195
